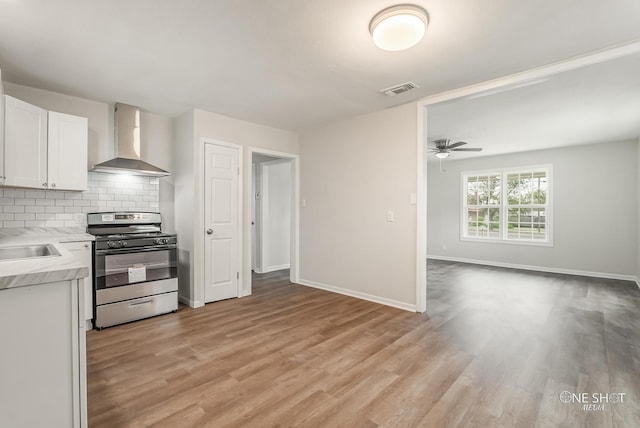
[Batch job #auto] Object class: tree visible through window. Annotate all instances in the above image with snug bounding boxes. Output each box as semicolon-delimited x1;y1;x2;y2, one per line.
462;166;551;244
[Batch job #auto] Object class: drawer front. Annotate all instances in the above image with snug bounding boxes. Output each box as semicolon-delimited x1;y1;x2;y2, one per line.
95;291;177;328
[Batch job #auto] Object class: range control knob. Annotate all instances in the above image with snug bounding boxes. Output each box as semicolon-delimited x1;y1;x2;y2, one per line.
107;241;117;248
120;240;128;247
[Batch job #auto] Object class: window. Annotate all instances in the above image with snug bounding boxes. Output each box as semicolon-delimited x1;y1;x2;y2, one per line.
462;166;551;245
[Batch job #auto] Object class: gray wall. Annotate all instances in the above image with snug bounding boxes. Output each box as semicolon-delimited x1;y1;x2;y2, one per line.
427;140;638;277
299;102;418;308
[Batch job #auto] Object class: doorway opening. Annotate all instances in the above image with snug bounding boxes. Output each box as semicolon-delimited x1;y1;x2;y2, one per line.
247;149;299;295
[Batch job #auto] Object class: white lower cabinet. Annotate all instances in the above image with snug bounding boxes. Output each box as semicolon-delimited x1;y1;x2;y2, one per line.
61;240;93;325
0;280;87;428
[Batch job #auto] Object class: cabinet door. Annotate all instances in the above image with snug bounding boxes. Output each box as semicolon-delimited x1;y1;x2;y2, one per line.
3;95;48;189
61;241;93;323
48;111;88;191
0;73;4;184
0;281;82;427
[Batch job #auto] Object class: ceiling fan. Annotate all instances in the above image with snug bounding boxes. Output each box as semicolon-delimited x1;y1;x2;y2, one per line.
428;139;483;159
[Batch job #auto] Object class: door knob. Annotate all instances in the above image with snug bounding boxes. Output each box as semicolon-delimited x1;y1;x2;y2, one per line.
206;229;213;235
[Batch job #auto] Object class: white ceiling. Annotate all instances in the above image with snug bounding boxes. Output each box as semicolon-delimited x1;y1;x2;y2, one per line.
1;1;640;131
426;53;640;161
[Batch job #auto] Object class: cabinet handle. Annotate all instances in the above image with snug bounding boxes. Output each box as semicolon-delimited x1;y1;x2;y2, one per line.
130;299;153;307
42;182;47;187
84;244;89;248
51;183;56;188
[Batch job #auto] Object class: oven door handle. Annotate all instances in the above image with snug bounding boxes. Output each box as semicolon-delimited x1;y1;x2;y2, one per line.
96;245;176;255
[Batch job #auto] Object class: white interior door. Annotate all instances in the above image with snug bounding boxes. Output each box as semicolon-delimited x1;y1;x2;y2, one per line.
204;143;240;303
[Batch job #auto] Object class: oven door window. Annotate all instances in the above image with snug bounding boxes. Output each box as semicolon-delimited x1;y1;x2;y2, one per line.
95;248;177;289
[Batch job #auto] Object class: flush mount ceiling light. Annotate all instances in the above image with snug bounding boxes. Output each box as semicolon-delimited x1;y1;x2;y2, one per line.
370;4;429;51
435;151;450;159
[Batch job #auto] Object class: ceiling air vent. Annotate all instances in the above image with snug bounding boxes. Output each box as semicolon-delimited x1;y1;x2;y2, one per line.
380;81;419;96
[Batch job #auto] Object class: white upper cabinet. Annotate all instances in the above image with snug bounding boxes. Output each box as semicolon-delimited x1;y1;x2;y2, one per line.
3;95;48;188
2;95;88;191
0;71;4;183
48;111;88;191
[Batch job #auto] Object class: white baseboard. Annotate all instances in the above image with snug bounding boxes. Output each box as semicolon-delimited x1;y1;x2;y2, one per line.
178;294;198;308
636;277;640;290
427;254;638;282
297;278;417;312
253;267;264;274
264;264;290;273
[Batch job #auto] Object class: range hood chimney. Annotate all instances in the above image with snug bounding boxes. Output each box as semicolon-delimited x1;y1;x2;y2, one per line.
90;103;170;177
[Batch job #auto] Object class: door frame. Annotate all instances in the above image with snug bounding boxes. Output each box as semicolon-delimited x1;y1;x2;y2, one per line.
199;139;243;305
245;148;300;296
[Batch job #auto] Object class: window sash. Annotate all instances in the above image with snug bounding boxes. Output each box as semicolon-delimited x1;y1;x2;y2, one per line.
462;167;550;244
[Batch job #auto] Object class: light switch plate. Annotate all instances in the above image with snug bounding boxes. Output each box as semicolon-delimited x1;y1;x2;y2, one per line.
387;211;394;222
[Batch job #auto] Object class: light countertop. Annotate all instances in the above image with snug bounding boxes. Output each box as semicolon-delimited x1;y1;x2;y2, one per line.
0;227;94;245
0;227;92;290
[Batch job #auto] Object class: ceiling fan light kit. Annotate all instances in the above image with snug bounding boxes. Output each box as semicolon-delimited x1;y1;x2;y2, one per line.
429;139;483;158
370;4;429;51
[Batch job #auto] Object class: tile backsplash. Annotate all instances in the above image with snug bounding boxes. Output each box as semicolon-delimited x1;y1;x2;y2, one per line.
0;172;159;228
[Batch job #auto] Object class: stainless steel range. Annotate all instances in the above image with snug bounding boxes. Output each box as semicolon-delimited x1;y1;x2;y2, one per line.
87;212;178;330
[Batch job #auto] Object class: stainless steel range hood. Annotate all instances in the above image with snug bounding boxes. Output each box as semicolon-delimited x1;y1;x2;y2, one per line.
90;103;170;177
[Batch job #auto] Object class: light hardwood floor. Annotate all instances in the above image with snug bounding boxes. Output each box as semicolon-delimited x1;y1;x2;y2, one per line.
87;261;640;427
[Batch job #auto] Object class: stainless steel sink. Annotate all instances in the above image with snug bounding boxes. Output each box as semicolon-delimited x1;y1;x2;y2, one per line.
0;244;61;261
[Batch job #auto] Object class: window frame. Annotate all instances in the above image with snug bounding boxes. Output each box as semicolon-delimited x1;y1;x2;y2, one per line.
460;165;553;246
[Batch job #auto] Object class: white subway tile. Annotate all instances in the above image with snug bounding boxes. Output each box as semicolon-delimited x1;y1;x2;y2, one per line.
3;220;25;228
0;213;14;221
64;220;82;227
91;200;107;208
65;192;82;200
99;193;114;201
14;198;36;206
82;193;99;200
45;220;64;227
25;220;45;227
15;213;35;221
4;206;25;213
45;191;65;199
3;190;25;198
106;201;122;208
36;199;55;206
64;206;83;213
46;206;65;213
73;200;92;207
0;198;14;205
55;213;73;220
55;199;74;206
25;190;46;198
36;213;55;221
25;205;46;213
